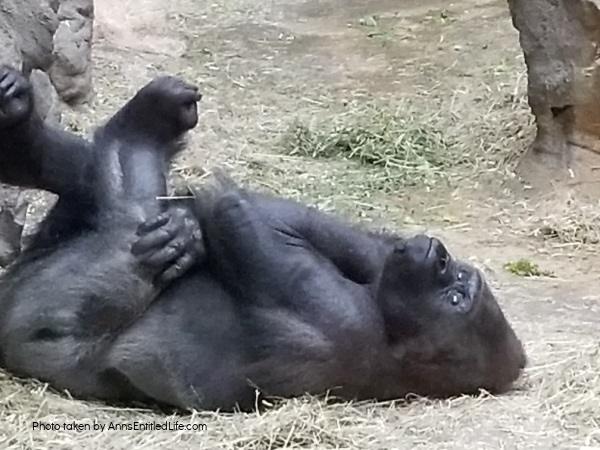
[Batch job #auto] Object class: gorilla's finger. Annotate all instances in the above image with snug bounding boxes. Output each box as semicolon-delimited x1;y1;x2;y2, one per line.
157;252;195;285
136;213;170;236
172;80;200;100
0;72;16;92
132;228;183;257
178;104;198;130
5;82;20;98
132;220;184;256
139;237;187;269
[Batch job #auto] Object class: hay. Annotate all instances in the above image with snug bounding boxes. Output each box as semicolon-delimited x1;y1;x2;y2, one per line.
0;0;598;449
3;338;599;449
538;342;600;443
281;102;452;190
526;194;600;246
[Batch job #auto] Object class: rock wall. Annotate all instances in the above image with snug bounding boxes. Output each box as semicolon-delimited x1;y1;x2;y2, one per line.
507;0;600;188
49;0;95;103
0;0;94;111
0;0;94;266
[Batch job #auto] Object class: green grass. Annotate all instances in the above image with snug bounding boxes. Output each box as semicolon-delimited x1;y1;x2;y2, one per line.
281;103;453;190
503;259;555;278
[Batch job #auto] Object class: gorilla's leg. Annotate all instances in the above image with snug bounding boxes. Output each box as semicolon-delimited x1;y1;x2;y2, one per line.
86;75;204;285
202;190;363;313
199;173;384;285
0;75;203;400
246;192;383;285
0;66;204;273
0;65;91;196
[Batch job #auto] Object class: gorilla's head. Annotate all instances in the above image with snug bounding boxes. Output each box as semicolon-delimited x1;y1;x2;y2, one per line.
376;235;526;397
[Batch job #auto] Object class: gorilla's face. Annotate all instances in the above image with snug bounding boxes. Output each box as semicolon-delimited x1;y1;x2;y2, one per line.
377;235;526;397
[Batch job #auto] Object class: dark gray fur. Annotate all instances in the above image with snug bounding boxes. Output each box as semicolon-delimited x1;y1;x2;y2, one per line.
0;66;526;412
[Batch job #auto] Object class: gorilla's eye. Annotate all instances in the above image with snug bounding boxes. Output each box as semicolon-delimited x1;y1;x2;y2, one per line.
450;294;461;306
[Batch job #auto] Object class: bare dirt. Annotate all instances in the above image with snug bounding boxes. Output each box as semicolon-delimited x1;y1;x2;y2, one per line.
1;0;599;449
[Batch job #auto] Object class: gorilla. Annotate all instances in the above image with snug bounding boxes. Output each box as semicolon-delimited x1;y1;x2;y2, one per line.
0;65;526;411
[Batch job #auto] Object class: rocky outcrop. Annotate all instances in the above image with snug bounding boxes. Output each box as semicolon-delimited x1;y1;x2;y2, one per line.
0;0;94;106
0;0;58;71
0;187;28;268
0;0;95;266
507;0;600;191
31;69;63;124
49;0;95;103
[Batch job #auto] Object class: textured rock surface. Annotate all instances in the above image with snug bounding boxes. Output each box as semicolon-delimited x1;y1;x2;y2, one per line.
0;25;22;68
49;0;95;104
31;69;63;124
0;0;94;265
0;0;94;104
508;0;600;188
0;186;28;267
0;0;58;70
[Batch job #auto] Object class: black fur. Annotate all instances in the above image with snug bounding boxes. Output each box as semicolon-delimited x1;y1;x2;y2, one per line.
0;66;526;412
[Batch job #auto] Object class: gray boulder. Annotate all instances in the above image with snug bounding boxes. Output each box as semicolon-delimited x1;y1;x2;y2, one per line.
49;0;94;104
31;68;63;124
0;0;57;71
0;0;95;266
508;0;600;190
0;186;28;268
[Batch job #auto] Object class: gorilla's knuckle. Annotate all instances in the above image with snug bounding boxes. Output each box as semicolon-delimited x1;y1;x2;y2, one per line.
215;193;246;217
170;239;186;253
157;212;171;224
170;206;186;218
191;227;203;242
177;254;193;270
185;226;199;239
156;227;173;242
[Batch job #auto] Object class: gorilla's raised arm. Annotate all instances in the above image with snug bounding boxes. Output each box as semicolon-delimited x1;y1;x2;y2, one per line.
0;68;204;400
0;66;91;196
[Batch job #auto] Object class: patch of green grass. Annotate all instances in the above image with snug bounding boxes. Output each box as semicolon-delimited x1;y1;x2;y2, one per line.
358;15;395;44
359;15;379;28
503;259;555;278
281;103;453;190
423;9;457;25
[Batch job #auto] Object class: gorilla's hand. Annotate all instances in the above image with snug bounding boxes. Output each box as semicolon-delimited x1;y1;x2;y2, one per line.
0;66;33;129
146;76;200;132
129;76;201;138
132;206;206;285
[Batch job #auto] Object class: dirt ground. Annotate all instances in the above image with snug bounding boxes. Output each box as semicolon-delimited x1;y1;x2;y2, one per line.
1;0;599;449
